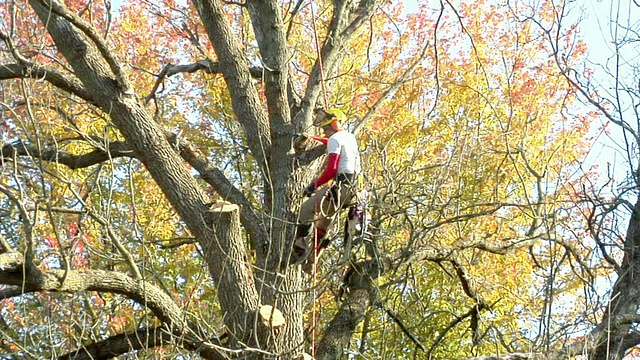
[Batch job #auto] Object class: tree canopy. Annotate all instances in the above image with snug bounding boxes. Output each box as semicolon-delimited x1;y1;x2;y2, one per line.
1;0;639;359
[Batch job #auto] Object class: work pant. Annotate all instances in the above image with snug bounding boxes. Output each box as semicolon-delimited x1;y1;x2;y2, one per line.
297;179;355;242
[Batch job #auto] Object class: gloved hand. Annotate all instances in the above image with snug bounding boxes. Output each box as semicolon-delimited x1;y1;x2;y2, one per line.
303;183;316;197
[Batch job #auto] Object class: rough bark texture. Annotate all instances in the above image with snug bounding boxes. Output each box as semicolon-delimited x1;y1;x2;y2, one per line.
315;259;385;360
4;1;639;360
192;0;271;173
316;287;372;360
1;140;132;169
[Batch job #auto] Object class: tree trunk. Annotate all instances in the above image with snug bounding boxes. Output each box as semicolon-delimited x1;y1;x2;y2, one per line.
592;196;640;359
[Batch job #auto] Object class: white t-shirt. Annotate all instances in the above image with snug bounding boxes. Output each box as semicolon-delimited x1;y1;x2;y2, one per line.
327;130;361;175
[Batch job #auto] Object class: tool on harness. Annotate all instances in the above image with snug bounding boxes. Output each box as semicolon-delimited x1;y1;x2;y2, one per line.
345;203;365;241
303;183;316;197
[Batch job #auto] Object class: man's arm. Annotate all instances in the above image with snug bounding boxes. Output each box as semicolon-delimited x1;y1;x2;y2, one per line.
313;153;340;187
310;135;328;145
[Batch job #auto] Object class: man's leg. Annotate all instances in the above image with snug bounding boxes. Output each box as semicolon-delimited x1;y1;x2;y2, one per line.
315;183;354;249
290;187;330;265
302;184;357;272
301;186;345;273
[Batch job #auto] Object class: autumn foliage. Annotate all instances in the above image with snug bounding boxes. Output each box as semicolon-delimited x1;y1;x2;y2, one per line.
0;0;619;359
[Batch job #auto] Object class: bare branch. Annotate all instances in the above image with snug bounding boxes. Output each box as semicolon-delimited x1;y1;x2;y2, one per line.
145;60;265;104
245;0;291;136
1;130;265;250
379;305;426;352
192;0;271;173
430;306;489;359
168;131;268;247
57;326;172;360
353;40;431;135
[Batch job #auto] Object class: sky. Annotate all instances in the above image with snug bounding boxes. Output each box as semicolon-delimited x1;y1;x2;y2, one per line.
578;0;640;193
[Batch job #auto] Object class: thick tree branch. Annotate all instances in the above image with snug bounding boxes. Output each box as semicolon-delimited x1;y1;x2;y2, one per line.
450;259;489;308
0;255;184;326
192;0;272;173
172;133;268;247
316;259;386;360
1;132;266;251
294;0;384;132
35;0;133;94
0;286;26;300
245;0;291;138
25;6;261;349
316;286;372;360
341;0;385;39
1;140;132;169
0;63;95;103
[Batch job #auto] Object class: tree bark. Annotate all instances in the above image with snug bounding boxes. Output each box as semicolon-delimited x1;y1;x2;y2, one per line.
28;0;259;353
0;252;228;359
316;259;385;360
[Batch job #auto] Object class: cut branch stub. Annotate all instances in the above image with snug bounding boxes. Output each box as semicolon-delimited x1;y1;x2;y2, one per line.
259;304;285;328
201;200;260;348
295;353;314;360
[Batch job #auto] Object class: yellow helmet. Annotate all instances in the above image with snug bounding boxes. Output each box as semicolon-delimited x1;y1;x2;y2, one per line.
319;108;347;127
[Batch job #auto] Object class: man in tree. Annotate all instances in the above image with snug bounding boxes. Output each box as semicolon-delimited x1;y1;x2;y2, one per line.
290;108;362;270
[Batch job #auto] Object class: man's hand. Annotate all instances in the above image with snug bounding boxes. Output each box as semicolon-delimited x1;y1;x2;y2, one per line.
303;183;316;197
